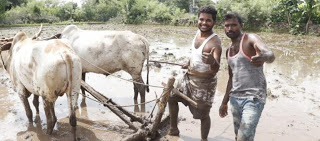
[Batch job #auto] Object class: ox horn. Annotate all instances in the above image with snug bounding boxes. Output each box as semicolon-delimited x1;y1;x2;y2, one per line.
43;33;62;40
32;24;43;40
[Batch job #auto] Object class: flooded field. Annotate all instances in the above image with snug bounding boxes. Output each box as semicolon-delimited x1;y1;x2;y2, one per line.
0;24;319;141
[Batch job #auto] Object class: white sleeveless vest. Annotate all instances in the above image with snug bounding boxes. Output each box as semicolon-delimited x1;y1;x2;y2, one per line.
189;31;217;75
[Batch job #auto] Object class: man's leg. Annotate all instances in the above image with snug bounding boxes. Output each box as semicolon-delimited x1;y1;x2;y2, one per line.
168;98;180;136
200;115;210;141
237;98;264;141
230;97;242;140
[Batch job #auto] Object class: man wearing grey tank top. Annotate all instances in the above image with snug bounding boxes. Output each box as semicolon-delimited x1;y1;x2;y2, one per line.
219;12;275;141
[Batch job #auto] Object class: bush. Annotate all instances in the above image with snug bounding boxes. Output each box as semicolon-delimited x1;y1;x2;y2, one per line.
147;1;172;24
216;0;273;29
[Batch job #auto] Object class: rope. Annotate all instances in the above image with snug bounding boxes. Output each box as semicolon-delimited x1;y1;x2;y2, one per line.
147;92;159;119
79;87;172;108
79;55;165;89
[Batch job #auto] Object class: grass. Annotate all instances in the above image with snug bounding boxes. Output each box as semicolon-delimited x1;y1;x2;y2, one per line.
0;21;107;28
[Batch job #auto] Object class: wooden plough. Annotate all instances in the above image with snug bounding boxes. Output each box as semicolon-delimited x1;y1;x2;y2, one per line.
81;75;197;141
1;26;199;140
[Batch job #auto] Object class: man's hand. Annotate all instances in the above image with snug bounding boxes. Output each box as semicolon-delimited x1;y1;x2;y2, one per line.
219;104;228;118
202;47;216;65
182;63;189;69
251;43;265;67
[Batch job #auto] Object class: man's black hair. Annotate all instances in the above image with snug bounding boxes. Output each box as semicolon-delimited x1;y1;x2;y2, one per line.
224;12;243;26
198;5;217;21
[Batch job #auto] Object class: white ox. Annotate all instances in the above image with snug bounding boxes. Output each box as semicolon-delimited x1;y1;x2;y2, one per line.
61;25;149;104
0;32;82;134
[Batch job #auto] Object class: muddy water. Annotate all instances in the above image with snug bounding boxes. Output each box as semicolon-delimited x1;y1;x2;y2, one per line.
0;24;320;141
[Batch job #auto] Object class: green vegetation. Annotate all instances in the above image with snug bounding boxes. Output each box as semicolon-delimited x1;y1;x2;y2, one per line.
0;0;319;35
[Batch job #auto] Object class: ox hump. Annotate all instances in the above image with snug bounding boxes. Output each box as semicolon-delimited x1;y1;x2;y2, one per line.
44;40;71;54
62;25;79;35
12;32;27;45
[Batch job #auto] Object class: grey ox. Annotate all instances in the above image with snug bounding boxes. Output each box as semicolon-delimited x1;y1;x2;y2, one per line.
60;25;149;104
0;31;82;134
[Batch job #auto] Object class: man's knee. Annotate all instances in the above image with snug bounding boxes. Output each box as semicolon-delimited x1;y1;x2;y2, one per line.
168;97;179;105
200;114;210;120
237;123;256;141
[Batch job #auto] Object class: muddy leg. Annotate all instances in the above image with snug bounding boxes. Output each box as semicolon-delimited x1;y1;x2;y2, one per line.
200;115;211;141
19;90;33;122
133;99;140;113
79;97;88;117
50;103;57;128
68;93;77;128
43;99;56;134
33;95;40;123
137;77;146;112
81;73;86;100
133;83;139;100
168;98;180;136
33;95;39;115
69;110;77;128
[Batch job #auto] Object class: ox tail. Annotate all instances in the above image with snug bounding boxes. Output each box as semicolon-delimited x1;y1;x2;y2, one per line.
140;35;149;92
62;53;81;127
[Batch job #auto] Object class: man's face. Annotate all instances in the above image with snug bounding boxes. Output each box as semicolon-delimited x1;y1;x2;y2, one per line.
224;18;242;39
198;13;215;33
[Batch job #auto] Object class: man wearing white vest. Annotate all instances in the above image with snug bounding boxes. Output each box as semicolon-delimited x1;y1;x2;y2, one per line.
168;5;222;141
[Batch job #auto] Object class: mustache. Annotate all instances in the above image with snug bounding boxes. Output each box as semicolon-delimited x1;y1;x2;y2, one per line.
227;31;235;34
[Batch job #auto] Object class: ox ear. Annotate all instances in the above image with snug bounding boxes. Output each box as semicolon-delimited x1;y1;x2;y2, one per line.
1;43;12;51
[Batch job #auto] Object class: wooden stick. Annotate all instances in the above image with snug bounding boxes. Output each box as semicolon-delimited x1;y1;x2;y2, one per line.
149;60;183;66
150;77;175;134
124;77;175;141
171;88;198;108
81;80;140;131
81;80;143;123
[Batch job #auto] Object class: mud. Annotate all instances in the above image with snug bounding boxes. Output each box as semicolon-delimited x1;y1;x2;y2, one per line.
0;24;320;141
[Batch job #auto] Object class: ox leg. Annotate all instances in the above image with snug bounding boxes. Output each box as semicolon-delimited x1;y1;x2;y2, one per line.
33;95;40;115
133;99;140;112
133;83;139;100
81;73;86;100
18;89;33;122
43;99;56;135
68;93;77;128
133;76;146;112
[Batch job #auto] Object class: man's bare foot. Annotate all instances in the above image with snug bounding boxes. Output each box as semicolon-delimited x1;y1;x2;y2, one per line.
201;139;208;141
168;128;180;136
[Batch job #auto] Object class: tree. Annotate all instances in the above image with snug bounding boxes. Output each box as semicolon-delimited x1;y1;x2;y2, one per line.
303;0;320;33
0;0;8;18
8;0;27;7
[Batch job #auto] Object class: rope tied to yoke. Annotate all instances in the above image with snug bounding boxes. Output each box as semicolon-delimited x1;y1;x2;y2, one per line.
79;55;166;89
75;50;178;109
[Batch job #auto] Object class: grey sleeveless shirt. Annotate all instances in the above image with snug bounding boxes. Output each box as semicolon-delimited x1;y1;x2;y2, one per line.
227;34;267;103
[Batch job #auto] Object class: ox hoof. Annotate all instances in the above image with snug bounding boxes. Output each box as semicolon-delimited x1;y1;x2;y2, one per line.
168;128;180;136
69;115;77;127
46;128;54;135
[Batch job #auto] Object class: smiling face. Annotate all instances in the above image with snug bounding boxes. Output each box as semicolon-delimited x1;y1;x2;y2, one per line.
198;13;215;33
224;17;242;39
